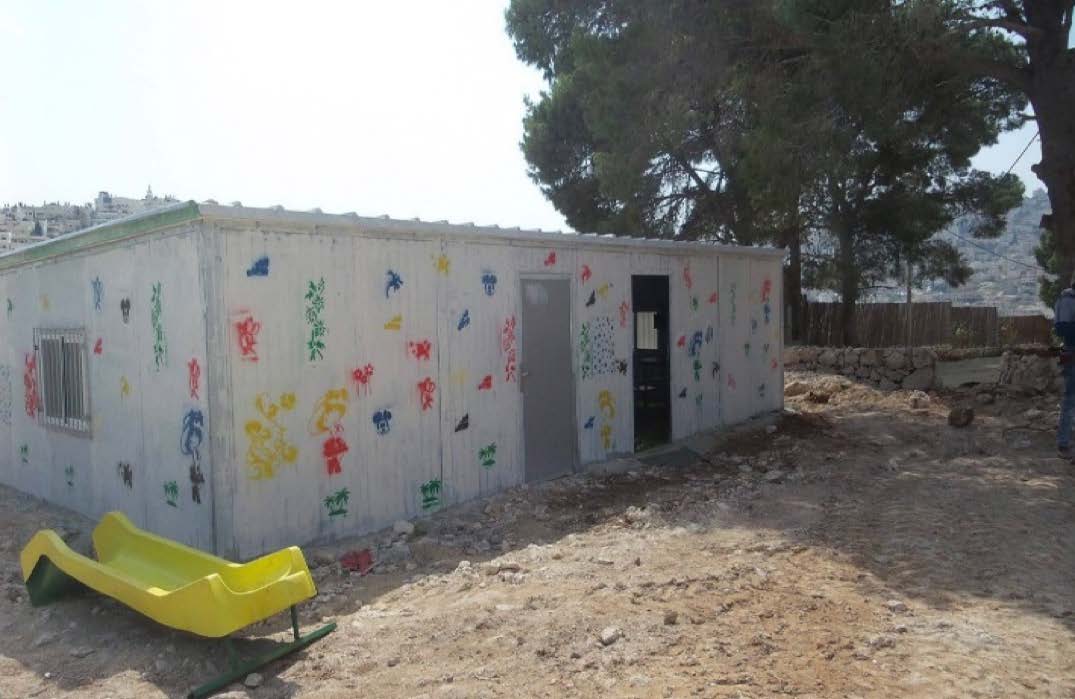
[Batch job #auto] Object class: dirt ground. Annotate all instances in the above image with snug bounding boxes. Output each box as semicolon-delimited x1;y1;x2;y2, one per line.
2;371;1075;698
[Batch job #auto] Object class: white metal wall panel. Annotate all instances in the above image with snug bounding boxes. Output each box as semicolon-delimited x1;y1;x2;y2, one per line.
0;228;212;550
751;258;784;415
718;256;754;425
574;251;633;463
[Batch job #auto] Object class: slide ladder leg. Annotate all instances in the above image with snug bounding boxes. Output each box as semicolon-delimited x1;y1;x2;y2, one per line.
187;606;336;699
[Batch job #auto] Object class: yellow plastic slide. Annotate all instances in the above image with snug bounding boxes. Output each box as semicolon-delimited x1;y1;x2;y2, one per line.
20;511;318;638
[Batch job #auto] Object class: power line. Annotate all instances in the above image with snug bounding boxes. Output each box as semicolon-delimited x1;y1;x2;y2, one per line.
1006;129;1039;175
944;227;1045;272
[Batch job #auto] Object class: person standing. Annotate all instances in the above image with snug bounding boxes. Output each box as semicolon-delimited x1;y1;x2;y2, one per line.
1055;273;1075;458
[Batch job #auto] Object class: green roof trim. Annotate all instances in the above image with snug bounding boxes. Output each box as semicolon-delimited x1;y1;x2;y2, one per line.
0;201;201;272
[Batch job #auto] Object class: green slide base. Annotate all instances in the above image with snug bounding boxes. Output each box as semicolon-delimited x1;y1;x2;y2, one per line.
25;556;87;607
187;607;336;699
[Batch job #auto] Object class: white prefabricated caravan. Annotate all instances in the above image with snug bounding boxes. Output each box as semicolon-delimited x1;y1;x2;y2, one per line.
0;202;783;558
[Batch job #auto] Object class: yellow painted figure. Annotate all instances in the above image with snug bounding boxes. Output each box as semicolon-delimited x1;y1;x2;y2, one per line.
245;393;298;480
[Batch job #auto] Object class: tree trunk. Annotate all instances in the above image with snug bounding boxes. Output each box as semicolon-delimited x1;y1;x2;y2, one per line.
837;226;858;347
783;224;803;342
1024;5;1075;297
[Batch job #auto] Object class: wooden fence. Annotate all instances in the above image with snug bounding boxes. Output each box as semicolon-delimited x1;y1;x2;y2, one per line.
801;301;1047;348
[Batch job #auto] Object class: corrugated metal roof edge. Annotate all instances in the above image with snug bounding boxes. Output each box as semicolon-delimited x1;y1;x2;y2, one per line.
199;204;785;258
0;200;784;272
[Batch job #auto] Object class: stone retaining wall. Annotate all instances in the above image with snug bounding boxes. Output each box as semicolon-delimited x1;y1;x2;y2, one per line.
784;346;937;391
998;351;1064;393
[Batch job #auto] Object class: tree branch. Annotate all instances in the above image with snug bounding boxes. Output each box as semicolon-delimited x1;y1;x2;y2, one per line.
959;17;1044;41
961;55;1032;94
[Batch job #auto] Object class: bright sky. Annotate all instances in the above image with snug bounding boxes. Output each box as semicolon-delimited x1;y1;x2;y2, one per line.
0;2;1047;234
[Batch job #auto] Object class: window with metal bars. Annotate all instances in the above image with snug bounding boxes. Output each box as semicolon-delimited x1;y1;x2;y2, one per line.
34;328;91;434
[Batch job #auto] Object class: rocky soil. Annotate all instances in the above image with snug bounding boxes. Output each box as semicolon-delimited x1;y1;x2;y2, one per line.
2;371;1074;698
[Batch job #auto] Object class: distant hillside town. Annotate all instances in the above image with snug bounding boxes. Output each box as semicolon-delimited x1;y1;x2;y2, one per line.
0;188;178;253
825;189;1051;316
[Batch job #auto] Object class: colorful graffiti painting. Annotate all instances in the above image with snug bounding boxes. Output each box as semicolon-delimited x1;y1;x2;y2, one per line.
408;339;433;361
120;297;131;324
585;290;596;307
501;315;517;382
91;277;103;311
597;282;612;299
150;282;167;369
118;462;133;489
435;254;450;275
584;416;595;429
181;409;205;503
771;357;779;371
245;393;299;480
5;298;11;316
23;353;38;417
580;264;592;284
351;363;374;395
683;263;692;290
372;409;393;435
417;377;436;411
0;363;11;425
706;325;714;344
65;465;74;488
325;488;350;517
305;277;327;361
598;389;616;418
616;359;628;375
619;300;630;328
695;392;703;407
544;251;557;267
676;335;686;348
478;375;493;391
187;358;201;399
678;387;687;398
727;372;737;390
310;389;348;435
688;331;704;357
600;423;613;450
458;309;471;331
691;295;699;311
120;376;131;398
481;271;498;296
744;342;751;356
189;463;205;504
420;479;443;510
712;361;721;379
19;444;29;464
580;317;616;379
479;443;497;468
234;313;261;362
164;481;179;507
454;414;469;432
246;256;270;277
693;359;702;382
385;269;404;298
709;292;718;304
758;383;766;400
93;338;103;355
384;314;402;330
322;427;349;476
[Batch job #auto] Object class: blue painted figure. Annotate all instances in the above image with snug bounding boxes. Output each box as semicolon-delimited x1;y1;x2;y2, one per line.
688;331;704;357
91;277;103;311
458;309;471;331
583;416;595;429
1055;275;1075;459
372;409;393;435
481;271;498;296
180;409;205;464
385;269;404;298
246;256;270;277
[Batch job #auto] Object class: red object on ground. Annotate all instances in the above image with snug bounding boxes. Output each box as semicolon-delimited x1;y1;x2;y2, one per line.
339;548;374;575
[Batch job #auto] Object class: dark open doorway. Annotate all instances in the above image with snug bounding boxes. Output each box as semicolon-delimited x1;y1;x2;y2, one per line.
632;275;671;451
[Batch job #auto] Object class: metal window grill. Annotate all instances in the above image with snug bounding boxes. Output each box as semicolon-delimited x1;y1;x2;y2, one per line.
33;328;91;434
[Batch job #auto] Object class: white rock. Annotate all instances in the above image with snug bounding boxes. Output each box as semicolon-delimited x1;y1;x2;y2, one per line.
392;520;415;536
244;672;263;688
885;599;909;613
599;627;623;646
